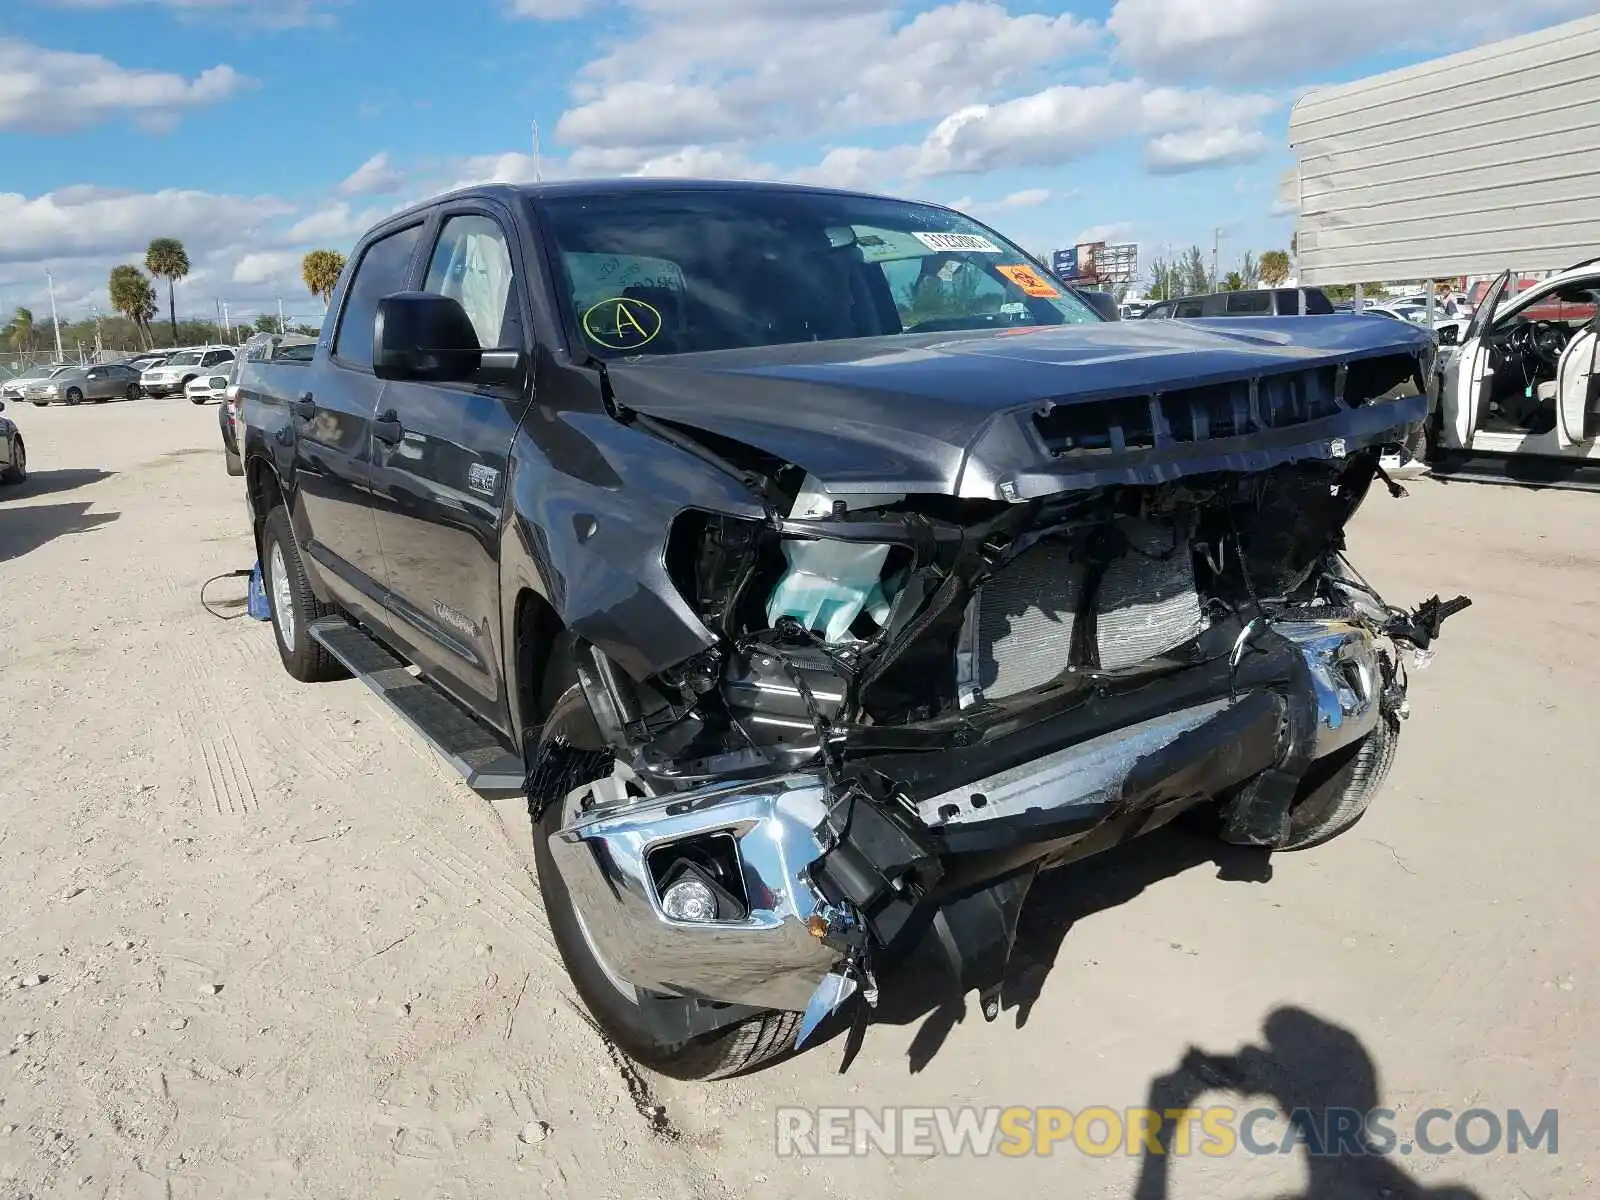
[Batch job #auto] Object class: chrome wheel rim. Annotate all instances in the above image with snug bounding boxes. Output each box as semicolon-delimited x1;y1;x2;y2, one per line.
269;542;295;651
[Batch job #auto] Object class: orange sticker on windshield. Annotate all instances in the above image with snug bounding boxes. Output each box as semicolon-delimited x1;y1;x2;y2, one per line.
996;264;1060;298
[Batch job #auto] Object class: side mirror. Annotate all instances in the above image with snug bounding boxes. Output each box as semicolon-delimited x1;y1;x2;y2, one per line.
373;292;524;385
1436;325;1460;346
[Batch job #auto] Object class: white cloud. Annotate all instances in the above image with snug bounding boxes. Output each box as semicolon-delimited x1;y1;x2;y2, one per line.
46;0;341;28
285;201;396;243
1107;0;1598;83
1075;222;1134;245
557;2;1099;151
232;250;304;286
908;81;1278;176
505;0;587;16
336;152;405;197
1145;127;1272;173
0;39;252;133
0;186;292;264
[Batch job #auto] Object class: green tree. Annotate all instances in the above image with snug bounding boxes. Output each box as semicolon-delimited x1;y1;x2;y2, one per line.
2;307;35;351
1180;246;1210;295
1258;250;1291;287
145;237;191;341
1222;271;1245;292
1238;251;1259;289
1146;256;1173;301
302;250;347;308
291;323;321;337
253;313;281;334
109;264;158;349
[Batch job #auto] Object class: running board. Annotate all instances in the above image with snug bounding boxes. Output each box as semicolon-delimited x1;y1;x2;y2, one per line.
308;616;525;799
1430;449;1600;493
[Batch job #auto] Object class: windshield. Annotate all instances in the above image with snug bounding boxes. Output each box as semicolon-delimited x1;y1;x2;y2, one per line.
538;189;1100;358
166;351;202;366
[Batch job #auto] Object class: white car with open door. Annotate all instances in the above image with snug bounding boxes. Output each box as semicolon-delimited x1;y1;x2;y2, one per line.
1436;259;1600;479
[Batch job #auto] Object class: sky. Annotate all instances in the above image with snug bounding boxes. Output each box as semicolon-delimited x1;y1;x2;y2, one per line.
2;0;1596;328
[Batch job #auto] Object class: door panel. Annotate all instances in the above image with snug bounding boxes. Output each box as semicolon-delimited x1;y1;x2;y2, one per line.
292;221;423;604
1556;327;1599;447
1448;270;1512;449
368;209;532;730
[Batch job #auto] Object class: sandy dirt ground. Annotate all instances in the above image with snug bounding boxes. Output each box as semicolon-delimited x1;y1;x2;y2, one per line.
0;395;1595;1199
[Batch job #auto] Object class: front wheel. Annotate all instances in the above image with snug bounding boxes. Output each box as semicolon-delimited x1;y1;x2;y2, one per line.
1276;712;1401;850
65;387;82;406
260;506;348;683
191;395;208;405
530;666;800;1079
125;383;140;401
30;400;47;408
1;436;24;484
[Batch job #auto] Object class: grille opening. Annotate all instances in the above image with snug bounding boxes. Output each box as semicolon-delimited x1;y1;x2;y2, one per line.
1033;397;1156;456
1259;368;1340;429
1344;353;1422;407
1160;383;1258;443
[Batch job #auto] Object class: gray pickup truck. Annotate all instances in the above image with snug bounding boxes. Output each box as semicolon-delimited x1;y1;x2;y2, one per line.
239;178;1467;1079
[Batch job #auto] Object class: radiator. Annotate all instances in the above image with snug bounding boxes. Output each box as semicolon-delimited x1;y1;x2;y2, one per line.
958;519;1205;703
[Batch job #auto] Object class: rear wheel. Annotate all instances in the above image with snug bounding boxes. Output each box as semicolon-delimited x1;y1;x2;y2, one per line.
530;653;800;1079
65;387;82;406
125;383;140;401
260;505;348;683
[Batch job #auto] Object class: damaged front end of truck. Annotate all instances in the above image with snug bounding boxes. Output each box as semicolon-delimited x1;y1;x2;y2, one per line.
538;323;1470;1053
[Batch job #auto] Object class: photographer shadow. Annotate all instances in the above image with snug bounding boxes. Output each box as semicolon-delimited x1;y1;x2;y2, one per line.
1133;1006;1485;1200
868;820;1275;1073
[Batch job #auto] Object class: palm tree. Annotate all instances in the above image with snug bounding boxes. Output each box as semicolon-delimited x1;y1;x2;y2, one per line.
302;250;347;308
1259;250;1292;287
109;265;159;350
2;307;34;352
145;237;191;342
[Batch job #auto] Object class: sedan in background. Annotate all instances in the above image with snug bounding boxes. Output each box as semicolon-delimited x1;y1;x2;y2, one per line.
26;361;143;406
1;363;73;403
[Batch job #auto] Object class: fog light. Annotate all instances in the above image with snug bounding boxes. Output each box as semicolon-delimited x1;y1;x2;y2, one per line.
661;878;718;923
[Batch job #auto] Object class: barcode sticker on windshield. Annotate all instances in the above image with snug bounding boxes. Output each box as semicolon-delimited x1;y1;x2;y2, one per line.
913;232;1003;253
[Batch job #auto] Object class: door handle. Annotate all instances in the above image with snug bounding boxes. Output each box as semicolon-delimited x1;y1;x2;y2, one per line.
292;392;316;420
373;410;404;445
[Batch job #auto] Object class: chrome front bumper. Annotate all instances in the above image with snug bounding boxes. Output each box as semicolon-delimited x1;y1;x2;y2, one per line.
546;618;1390;1012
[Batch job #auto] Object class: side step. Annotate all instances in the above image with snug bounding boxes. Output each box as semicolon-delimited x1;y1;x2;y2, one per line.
1429;449;1600;493
309;616;525;799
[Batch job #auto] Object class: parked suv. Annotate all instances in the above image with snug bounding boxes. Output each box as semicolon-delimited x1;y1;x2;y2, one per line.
1142;287;1335;318
241;180;1463;1080
141;346;236;397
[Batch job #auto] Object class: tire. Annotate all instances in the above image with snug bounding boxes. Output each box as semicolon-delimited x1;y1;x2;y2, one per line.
260;505;348;683
65;387;82;406
1276;712;1401;851
31;401;47;408
192;395;208;405
530;658;800;1080
1;436;24;484
125;384;140;401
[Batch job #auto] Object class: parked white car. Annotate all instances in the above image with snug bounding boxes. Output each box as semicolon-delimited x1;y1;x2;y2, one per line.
1;363;74;402
1437;259;1600;464
141;346;236;397
185;368;233;405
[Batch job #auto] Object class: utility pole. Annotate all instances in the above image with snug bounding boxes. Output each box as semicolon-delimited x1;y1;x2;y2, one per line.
1211;228;1222;292
532;120;542;182
221;299;232;341
90;303;104;358
277;297;286;334
46;268;64;359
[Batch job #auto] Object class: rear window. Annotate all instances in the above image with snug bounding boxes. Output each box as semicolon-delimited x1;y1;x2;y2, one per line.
539;188;1099;358
1302;289;1334;315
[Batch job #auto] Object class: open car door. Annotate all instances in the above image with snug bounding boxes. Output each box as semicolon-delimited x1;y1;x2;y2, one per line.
1555;317;1600;447
1446;270;1510;449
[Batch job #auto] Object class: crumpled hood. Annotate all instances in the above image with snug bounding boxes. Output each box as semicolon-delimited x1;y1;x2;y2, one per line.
604;316;1432;498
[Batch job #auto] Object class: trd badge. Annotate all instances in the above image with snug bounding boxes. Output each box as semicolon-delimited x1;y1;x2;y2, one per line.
467;463;500;496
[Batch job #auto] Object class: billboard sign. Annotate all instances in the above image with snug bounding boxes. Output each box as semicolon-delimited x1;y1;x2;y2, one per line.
1051;248;1080;279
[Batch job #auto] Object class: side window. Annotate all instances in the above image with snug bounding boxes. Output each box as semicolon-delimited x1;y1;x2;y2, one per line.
1274;289;1301;315
422;214;523;349
334;223;423;369
1225;291;1273;315
1174;299;1205;318
1303;290;1334;315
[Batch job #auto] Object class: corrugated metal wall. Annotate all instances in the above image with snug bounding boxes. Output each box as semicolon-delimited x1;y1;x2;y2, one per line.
1289;15;1600;284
